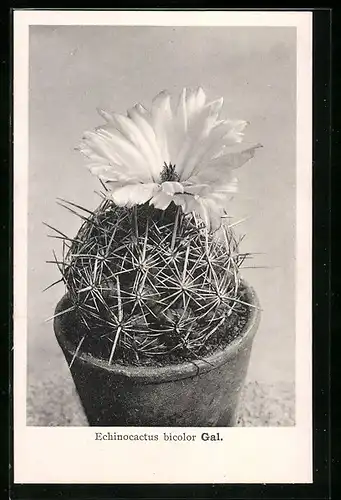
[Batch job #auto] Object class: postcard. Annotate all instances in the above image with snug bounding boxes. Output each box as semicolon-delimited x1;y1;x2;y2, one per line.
13;9;312;484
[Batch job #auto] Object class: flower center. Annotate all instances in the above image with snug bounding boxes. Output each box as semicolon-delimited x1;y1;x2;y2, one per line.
160;162;180;183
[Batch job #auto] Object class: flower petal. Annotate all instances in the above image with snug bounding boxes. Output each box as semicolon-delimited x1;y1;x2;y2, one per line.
161;181;184;195
172;193;200;215
151;90;173;165
185;88;206;120
183;183;211;196
174;105;218;177
175;87;188;133
150;191;173;210
190;197;223;231
88;163;141;183
168;88;188;160
98;112;160;180
127;104;163;179
205;97;224;117
187;144;262;188
180;120;251;181
204;180;239;208
82;130;152;182
222;119;249;145
212;142;262;168
172;192;222;231
110;183;159;207
194;87;206;112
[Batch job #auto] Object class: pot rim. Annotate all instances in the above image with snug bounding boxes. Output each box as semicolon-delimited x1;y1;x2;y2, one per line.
54;280;261;383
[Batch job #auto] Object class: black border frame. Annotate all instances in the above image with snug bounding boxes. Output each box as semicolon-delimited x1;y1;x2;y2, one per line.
5;7;332;500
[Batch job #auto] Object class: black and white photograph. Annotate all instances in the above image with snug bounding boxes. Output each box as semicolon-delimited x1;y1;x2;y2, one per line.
13;10;312;484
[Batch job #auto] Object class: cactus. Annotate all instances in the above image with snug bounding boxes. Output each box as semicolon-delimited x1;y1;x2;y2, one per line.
49;87;261;366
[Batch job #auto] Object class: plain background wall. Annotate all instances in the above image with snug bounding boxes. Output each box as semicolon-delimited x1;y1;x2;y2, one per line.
28;26;296;392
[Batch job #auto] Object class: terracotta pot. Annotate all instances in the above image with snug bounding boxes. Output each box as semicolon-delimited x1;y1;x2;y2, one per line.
54;283;260;427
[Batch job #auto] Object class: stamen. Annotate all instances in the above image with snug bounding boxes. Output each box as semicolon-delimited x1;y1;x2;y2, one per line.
160;162;180;182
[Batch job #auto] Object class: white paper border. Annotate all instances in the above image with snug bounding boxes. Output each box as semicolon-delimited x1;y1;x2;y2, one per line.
13;10;312;484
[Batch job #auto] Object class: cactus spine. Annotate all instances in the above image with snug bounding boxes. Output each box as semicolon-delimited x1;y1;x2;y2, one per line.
51;197;252;365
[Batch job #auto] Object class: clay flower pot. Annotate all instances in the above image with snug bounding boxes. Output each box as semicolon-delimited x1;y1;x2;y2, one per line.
54;283;260;427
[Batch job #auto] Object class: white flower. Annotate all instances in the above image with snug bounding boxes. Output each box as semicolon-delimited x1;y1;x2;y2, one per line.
79;87;261;229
